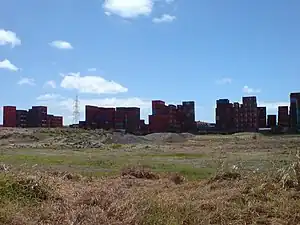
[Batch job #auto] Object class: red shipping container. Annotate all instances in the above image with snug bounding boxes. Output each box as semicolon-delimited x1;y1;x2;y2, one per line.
149;115;169;133
3;106;17;127
152;100;165;107
85;105;99;125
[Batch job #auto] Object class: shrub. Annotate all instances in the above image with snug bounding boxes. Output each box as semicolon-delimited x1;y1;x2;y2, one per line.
121;166;159;180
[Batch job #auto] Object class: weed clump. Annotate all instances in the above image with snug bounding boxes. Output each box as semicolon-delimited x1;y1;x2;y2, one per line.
62;172;82;181
211;171;241;182
170;173;185;185
0;174;51;203
121;166;159;180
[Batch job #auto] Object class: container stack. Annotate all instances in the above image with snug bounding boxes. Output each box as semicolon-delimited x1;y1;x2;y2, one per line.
168;104;177;131
3;106;17;127
176;105;184;132
215;99;234;132
182;101;196;132
257;106;267;128
96;107;115;130
278;106;289;127
115;107;126;130
289;93;300;129
27;106;48;127
16;110;28;128
242;96;258;132
152;100;167;115
47;115;63;128
124;107;140;133
85;105;99;128
149;114;169;133
267;115;277;128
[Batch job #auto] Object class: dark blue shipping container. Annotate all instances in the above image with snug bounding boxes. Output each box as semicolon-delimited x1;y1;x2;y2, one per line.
291;97;297;103
217;99;230;105
297;109;300;125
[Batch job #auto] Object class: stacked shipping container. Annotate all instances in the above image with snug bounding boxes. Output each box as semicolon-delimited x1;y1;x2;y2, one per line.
47;115;63;128
148;100;196;133
139;120;148;134
168;104;178;132
3;106;62;128
290;93;300;129
85;105;99;128
3;106;17;127
242;96;258;132
257;107;267;128
278;106;289;127
215;99;234;132
216;97;264;132
96;107;115;130
149;114;169;133
27;106;48;127
115;107;140;132
16;110;28;128
182;101;196;132
85;105;140;132
233;102;242;132
297;99;300;129
152;100;167;116
267;115;277;128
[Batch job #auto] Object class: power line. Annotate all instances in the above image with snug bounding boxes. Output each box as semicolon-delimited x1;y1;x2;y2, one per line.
73;94;80;124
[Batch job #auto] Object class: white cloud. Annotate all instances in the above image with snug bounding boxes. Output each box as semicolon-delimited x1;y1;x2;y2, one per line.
44;80;56;89
216;78;232;85
152;14;176;23
37;95;151;125
36;93;62;101
0;59;19;71
88;68;97;72
0;29;21;47
243;85;261;94
49;40;73;49
103;0;153;18
60;72;128;94
18;77;35;86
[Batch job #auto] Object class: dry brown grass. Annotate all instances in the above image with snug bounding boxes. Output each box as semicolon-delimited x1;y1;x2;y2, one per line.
121;165;160;180
169;173;185;185
1;131;300;224
1;164;300;225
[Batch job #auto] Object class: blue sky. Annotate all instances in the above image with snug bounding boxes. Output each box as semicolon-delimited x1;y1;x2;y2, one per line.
0;0;300;124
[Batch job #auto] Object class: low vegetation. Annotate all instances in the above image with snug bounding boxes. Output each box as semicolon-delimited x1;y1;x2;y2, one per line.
0;128;300;224
0;158;300;225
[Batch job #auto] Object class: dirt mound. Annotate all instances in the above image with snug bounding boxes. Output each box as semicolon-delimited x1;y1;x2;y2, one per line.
102;133;150;145
0;133;39;143
0;128;193;148
145;133;188;143
232;132;263;139
181;132;195;139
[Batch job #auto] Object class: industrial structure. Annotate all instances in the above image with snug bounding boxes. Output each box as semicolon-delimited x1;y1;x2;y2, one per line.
81;100;196;134
215;92;300;133
3;106;63;128
2;91;300;134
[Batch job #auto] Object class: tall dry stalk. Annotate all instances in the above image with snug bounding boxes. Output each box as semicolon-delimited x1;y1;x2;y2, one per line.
293;150;300;190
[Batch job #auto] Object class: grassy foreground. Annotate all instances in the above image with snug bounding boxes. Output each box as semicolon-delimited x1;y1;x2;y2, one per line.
1;132;300;224
1;163;300;225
